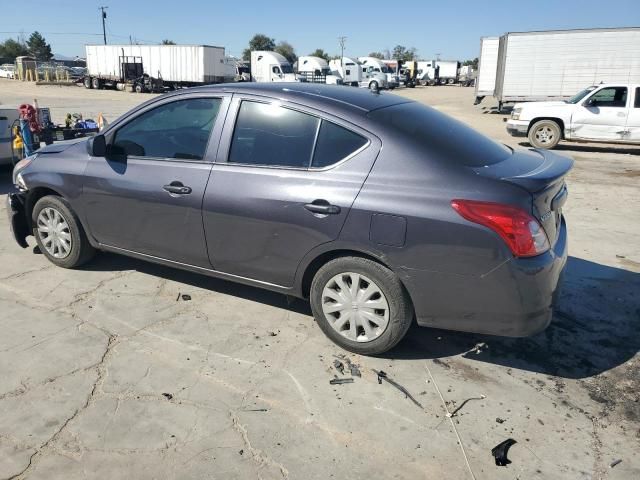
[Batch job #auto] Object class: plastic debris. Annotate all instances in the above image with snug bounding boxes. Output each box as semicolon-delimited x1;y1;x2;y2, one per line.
445;395;486;418
373;369;424;409
181;294;191;301
162;393;173;400
330;377;354;385
610;459;622;468
333;359;345;375
491;438;517;466
496;417;506;424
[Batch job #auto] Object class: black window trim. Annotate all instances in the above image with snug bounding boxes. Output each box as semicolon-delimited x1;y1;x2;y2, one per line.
221;96;371;172
105;93;228;164
582;86;629;109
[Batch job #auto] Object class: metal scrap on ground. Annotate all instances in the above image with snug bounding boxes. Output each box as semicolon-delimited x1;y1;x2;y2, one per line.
373;369;424;410
446;395;486;418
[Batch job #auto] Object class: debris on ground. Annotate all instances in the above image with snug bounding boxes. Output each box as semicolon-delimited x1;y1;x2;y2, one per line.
268;331;278;337
496;417;506;424
471;342;488;354
333;359;345;375
241;408;268;412
491;438;517;466
181;294;191;301
329;377;354;385
162;393;173;400
610;459;622;468
373;369;424;409
446;395;486;418
349;363;361;377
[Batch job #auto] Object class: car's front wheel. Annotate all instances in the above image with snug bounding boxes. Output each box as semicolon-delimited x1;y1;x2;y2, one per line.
528;120;561;149
310;257;413;355
32;195;96;268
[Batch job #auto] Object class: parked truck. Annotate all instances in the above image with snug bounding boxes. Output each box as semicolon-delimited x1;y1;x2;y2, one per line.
84;44;232;93
329;57;362;86
474;36;500;104
250;51;298;82
492;27;640;111
435;60;460;85
296;56;341;84
358;57;396;89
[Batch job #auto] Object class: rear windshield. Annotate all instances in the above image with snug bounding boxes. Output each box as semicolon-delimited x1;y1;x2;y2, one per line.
367;102;511;167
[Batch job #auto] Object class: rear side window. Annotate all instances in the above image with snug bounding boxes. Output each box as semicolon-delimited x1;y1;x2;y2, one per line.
635;87;640;108
312;121;367;168
368;102;510;167
228;101;319;168
113;98;221;160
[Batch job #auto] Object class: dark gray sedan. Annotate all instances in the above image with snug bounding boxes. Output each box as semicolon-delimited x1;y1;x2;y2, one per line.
7;84;572;354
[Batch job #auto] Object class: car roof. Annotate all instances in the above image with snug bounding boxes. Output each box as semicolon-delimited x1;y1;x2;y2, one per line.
177;83;412;115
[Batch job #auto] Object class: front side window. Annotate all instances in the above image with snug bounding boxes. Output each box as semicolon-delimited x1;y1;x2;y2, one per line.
272;66;281;74
228;101;319;168
635;87;640;108
112;98;221;160
587;87;627;108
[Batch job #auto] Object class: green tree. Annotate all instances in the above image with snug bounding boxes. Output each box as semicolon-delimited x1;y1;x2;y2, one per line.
0;38;29;59
368;51;384;59
275;41;296;63
392;45;417;62
27;31;53;61
161;39;176;45
463;57;479;69
242;33;276;60
309;48;330;62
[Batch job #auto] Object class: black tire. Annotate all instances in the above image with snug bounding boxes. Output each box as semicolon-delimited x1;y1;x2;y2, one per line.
528;119;561;149
32;195;96;269
84;77;92;89
135;83;144;94
92;77;102;89
368;81;378;91
310;257;413;355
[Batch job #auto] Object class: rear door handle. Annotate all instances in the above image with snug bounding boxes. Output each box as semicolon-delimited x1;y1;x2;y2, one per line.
304;200;341;215
163;182;192;195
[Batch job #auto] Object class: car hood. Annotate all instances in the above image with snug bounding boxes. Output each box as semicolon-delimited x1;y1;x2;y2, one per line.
36;137;87;154
514;101;568;110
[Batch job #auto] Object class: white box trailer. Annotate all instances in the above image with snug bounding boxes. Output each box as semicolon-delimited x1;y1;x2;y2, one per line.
494;27;640;109
84;44;230;92
474;36;499;101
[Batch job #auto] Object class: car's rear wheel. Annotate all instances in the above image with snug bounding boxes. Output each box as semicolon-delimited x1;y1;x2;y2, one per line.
84;77;92;89
528;120;561;149
92;77;102;89
32;196;96;269
310;257;413;355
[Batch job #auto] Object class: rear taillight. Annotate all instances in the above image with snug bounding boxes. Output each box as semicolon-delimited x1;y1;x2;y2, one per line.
451;199;550;257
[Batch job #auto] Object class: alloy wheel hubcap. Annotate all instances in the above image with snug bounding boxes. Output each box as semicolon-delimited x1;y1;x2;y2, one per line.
37;207;72;259
321;272;390;343
535;126;555;144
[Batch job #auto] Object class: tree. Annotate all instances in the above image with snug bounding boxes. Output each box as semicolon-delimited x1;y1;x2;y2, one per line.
242;33;276;60
275;41;296;63
368;51;385;59
463;57;479;69
161;39;176;45
392;45;417;62
0;38;29;59
309;48;330;62
27;31;53;61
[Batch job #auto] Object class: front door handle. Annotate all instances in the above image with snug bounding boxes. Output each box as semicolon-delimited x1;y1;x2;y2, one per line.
163;181;192;195
304;200;341;215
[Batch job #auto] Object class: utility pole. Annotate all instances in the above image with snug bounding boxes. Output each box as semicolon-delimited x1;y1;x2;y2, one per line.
338;36;347;67
99;6;108;45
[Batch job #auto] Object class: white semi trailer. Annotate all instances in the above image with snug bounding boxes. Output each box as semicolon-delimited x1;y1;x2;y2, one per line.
84;44;231;93
474;36;500;103
492;27;640;110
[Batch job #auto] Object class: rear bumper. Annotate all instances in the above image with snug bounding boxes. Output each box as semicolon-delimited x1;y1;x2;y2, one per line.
506;120;529;137
404;216;568;337
6;193;29;248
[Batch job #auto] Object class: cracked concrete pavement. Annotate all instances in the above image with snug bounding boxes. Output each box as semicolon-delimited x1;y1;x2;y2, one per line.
0;81;639;479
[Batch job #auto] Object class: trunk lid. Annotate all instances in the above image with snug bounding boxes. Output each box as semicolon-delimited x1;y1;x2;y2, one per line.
472;148;573;244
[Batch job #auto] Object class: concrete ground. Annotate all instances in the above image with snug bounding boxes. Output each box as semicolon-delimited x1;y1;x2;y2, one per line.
0;79;639;479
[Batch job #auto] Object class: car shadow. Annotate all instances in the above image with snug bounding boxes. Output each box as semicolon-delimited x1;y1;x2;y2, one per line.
387;256;640;380
517;141;640;155
80;251;639;380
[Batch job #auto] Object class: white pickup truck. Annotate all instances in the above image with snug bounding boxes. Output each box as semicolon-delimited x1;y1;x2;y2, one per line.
506;83;640;149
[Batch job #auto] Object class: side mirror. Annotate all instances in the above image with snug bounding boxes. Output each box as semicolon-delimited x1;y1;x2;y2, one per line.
87;134;106;157
586;97;598;107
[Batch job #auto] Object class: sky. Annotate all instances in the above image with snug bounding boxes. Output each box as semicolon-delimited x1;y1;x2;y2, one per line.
1;0;639;60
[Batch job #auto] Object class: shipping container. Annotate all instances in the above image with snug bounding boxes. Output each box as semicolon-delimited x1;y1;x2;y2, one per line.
474;36;499;101
493;27;640;109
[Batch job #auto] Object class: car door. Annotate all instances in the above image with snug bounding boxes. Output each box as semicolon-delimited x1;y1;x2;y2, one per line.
625;86;640;142
202;96;380;287
82;93;230;268
570;86;629;141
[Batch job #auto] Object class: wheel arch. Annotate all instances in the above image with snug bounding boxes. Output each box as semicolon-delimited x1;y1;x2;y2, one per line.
528;117;565;139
